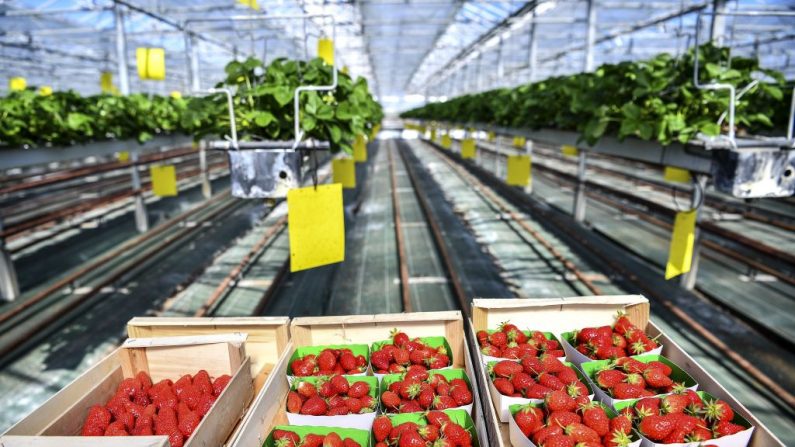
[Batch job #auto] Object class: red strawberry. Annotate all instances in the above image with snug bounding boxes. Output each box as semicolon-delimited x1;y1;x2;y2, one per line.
195;392;216;417
104;421;129;436
193;370;213;396
391;329;410;347
545;390;577;412
212;375;231;396
330;375;349;394
304;434;326;447
177;402;201;438
604;430;633;447
287;391;303;413
296;381;317;399
610;413;633;435
442;422;471;446
492;360;523;378
643;367;673;389
564;422;600;442
451;386;473;406
532;425;563;445
343;438;361;447
538;372;565;390
611;383;644;399
340;351;357;371
661;393;690;414
548;410;581;427
371;350;390;371
317;350;337;372
300;396;328;415
347;380;369;398
426;410;450;427
81;405;111;436
381;390;401;410
432;395;456;410
323;432;344;447
514;405;542;436
556;366;579;384
541;434;575;447
373;415;392;441
476;330;489;345
635;397;661;414
638;414;677;441
705;398;735;423
580;402;609;436
493;377;514;396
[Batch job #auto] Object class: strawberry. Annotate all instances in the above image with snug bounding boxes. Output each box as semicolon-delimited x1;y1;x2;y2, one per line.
638;414;676;441
342;439;361;447
317;350;337;372
542;434;575;447
104;421;129;436
451;386;473;406
548;410;581;427
167;430;185;447
635;396;661;414
604;429;633;447
391;329;410;347
212;375;231;396
610;413;633;435
514;405;542;436
347;380;370;398
373;415;392;442
580;402;609;436
643;367;673;389
596;369;627;390
330;375;350;394
704;398;734;423
661;393;690;414
286;391;303;413
296;381;318;398
81;405;111;436
340;351;357;371
195;393;216;417
564;422;600;442
398;430;427;447
441;422;471;446
300;396;328;415
556;366;579;384
489;331;508;348
493;377;514;396
481;345;501;357
545;390;577;412
432;395;456;410
323;432;344;447
180;385;202;411
492;360;523;378
476;330;489;345
177;402;201;438
537;372;565;390
304;434;326;447
371;350;390;371
611;383;644;399
381;390;401;410
193;370;213;396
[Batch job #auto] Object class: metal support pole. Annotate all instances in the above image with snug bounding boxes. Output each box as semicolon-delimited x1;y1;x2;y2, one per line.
573;151;588;222
710;0;728;46
475;54;483;92
681;175;708;290
527;12;537;82
199;142;212;199
0;219;20;302
130;151;149;233
526;139;534;194
186;34;201;91
584;0;597;72
497;36;505;85
114;3;130;95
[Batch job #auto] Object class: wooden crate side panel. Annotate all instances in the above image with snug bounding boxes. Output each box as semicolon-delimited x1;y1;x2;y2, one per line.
187;358;253;447
126;318;290;384
39;368;123;436
229;344;295;447
3;351;122;436
0;436;169;446
471;296;649;333
120;342;245;383
648;322;784;447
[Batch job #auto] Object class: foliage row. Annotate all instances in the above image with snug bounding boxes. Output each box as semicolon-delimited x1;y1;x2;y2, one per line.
0;57;383;153
400;45;791;146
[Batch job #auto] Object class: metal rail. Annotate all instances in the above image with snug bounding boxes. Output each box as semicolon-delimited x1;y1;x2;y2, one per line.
387;147;413;313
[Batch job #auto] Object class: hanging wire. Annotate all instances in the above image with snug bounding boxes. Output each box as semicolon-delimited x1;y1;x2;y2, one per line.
671;175;705;212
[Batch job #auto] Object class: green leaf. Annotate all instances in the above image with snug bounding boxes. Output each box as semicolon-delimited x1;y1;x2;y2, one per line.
253;111;275;127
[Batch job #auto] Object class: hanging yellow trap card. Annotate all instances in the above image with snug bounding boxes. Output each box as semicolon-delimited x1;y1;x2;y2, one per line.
150;165;177;197
507;155;531;186
237;0;259;10
441;134;452;149
512;136;526;148
136;48;166;80
287;183;345;272
664;166;691;184
430;128;437;141
318;38;334;65
9;77;26;91
332;158;356;189
461;138;476;159
38;86;52;96
100;71;114;93
353;134;367;162
487;131;496;142
561;145;579;157
117;151;130;162
370;123;381;140
665;209;697;279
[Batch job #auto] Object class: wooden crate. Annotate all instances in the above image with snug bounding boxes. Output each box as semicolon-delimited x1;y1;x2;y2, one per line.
230;311;489;447
469;296;784;447
1;334;253;447
126;316;290;392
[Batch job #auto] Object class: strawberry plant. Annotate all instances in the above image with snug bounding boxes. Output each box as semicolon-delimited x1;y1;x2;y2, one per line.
80;370;230;446
401;44;791;146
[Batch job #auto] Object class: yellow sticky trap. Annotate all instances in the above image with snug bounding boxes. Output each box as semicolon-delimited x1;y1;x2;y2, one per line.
512;136;526;148
461;138;476;159
170;90;182;99
318;38;334;65
9;77;26;91
341;65;349;75
370;123;381;140
665;210;697;279
100;71;114;93
136;48;166;80
441;134;452;149
487;131;496;142
117;151;130;162
38;86;52;96
353;135;367;162
430;128;437;141
332;158;356;189
507;155;531;186
664;166;691;184
237;0;259;10
288;183;345;272
150;165;178;197
561;145;579;157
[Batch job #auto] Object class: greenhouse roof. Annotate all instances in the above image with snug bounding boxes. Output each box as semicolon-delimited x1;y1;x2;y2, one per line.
1;0;794;112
